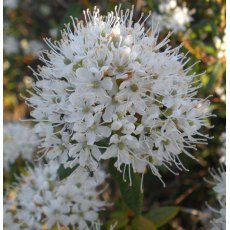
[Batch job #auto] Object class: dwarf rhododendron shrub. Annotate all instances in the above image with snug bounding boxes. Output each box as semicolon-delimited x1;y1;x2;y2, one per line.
4;164;107;229
26;6;211;185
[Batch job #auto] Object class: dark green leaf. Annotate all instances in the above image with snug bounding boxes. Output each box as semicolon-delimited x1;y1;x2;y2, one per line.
108;159;143;215
210;21;218;36
58;3;83;38
107;211;129;229
193;41;216;56
205;61;224;92
131;216;157;230
58;164;78;180
145;206;180;228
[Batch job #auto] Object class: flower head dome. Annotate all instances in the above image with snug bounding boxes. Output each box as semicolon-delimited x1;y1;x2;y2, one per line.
27;6;211;185
4;164;106;229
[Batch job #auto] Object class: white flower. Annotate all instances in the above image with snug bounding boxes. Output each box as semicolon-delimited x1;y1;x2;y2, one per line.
3;123;39;170
73;112;111;145
148;0;193;32
111;114;136;135
73;68;113;101
117;75;148;114
68;134;101;167
45;132;71;163
4;164;107;230
43;197;70;228
206;165;226;230
67;93;102;127
101;134;139;171
27;6;211;185
3;203;21;230
209;166;226;204
90;221;118;230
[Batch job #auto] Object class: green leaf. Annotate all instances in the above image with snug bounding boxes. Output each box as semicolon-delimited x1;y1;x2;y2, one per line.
58;165;78;180
210;21;218;36
205;61;225;92
193;41;216;56
145;206;180;228
131;216;157;230
107;211;129;229
108;159;143;215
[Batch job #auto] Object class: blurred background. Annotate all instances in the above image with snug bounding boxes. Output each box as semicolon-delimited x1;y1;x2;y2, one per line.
3;0;226;229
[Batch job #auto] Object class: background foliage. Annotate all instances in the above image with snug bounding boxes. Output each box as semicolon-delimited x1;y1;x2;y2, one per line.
3;0;226;229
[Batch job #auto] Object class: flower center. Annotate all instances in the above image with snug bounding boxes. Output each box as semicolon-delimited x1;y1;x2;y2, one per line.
54;209;60;215
97;59;104;67
111;96;118;105
91;81;100;88
117;65;125;72
64;57;71;65
82;106;90;113
72;62;82;71
90;123;97;130
59;143;66;151
130;84;138;92
4;134;13;142
162;139;170;145
118;142;125;150
82;141;91;148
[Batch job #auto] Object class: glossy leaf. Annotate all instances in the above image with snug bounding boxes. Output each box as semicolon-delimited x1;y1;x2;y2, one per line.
108;159;143;215
58;3;82;38
131;216;157;230
145;206;180;228
205;61;224;92
107;211;129;229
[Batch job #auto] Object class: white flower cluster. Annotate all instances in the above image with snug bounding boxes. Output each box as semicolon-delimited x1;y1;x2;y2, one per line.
208;165;226;230
4;164;106;230
149;0;193;32
27;6;211;185
3;123;39;170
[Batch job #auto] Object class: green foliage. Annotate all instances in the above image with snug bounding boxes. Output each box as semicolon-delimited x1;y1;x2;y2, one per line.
131;216;157;230
107;210;129;229
109;159;143;215
58;2;83;38
145;206;180;228
58;164;78;180
205;61;225;93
